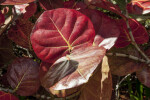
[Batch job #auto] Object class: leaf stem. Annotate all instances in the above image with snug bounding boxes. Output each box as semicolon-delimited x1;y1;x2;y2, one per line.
106;53;147;63
125;0;150;64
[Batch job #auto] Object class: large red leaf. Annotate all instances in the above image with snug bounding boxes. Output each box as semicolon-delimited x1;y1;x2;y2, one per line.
7;58;40;96
0;0;35;5
115;18;149;48
108;46;142;76
7;19;33;49
127;0;150;15
79;56;112;100
39;0;63;10
0;91;19;100
42;46;106;90
79;9;120;49
30;8;95;63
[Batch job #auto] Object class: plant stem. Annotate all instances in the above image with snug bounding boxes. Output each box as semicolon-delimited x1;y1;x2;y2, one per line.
125;0;150;64
106;53;148;64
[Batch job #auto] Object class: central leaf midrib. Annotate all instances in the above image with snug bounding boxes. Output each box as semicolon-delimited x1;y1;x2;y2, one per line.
49;17;72;50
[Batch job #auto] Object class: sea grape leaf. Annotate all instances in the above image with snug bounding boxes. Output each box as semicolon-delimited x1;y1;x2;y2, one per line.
0;0;35;5
115;18;149;48
0;91;19;100
79;9;120;49
136;66;150;88
127;0;150;15
108;46;142;76
39;0;63;10
0;11;5;26
0;35;15;67
43;46;106;90
79;56;112;100
84;0;125;18
7;19;34;49
64;0;87;10
7;57;40;96
30;8;95;63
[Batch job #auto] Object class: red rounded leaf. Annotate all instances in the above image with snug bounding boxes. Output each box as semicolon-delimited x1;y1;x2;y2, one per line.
0;0;35;5
115;18;149;48
127;0;150;15
30;8;95;63
0;91;19;100
7;58;40;96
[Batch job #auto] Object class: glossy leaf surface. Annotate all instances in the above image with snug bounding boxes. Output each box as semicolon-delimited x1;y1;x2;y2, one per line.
0;91;19;100
7;58;40;96
41;60;78;88
39;0;63;10
44;46;106;90
80;9;120;49
127;0;150;15
31;8;95;63
79;56;112;100
8;19;33;49
115;18;149;48
0;0;35;5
